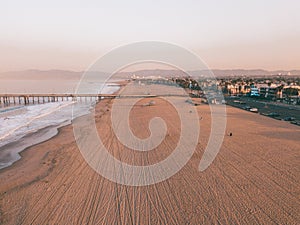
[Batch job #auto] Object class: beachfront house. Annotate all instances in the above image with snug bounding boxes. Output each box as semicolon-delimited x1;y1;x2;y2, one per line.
282;85;300;104
259;84;283;100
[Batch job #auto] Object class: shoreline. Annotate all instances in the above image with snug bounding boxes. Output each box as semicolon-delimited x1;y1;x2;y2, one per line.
0;121;69;171
1;98;110;171
0;101;95;171
0;80;127;171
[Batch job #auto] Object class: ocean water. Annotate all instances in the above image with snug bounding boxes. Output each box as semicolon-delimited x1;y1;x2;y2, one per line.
0;82;120;169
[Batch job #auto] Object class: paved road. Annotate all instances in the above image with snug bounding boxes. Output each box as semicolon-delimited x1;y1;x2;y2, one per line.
225;96;300;126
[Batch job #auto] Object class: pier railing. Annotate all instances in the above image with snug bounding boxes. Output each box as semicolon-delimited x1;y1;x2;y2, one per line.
0;93;160;105
0;93;196;105
0;94;117;105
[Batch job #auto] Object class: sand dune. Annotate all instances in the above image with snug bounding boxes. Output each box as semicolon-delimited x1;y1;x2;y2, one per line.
0;97;299;224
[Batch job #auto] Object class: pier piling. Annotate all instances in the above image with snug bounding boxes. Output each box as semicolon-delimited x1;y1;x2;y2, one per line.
0;93;155;106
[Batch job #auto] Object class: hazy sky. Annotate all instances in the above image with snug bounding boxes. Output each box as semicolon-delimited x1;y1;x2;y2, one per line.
0;0;299;72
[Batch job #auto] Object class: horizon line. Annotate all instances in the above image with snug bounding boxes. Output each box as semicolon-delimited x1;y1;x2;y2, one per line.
1;68;300;74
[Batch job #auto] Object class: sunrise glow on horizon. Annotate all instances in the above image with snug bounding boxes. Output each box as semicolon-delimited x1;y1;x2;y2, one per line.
1;0;299;72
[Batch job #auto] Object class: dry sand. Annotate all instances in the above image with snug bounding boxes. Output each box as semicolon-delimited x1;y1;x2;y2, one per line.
0;97;299;224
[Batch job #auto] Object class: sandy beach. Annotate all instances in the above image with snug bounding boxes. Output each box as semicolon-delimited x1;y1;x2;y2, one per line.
0;96;299;224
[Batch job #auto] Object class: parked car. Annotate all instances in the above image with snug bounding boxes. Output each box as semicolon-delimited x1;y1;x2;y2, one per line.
268;112;280;117
243;106;251;111
283;116;295;121
249;108;258;113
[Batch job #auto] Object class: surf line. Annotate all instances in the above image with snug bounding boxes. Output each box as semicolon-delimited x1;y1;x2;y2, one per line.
0;101;76;141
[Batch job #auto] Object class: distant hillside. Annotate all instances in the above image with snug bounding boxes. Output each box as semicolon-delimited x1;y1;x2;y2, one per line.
117;69;300;78
0;69;299;80
208;69;300;77
0;70;82;80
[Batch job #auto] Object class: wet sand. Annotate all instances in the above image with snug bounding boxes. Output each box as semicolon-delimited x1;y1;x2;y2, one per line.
0;97;299;224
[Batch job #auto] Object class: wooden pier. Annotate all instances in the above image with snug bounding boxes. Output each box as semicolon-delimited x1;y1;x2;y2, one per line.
0;94;112;105
0;92;197;106
0;93;158;105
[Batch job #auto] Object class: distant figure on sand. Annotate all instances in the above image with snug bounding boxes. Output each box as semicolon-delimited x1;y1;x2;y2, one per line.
143;100;155;107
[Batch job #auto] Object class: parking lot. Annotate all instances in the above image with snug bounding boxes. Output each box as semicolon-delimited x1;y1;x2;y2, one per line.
225;96;300;126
